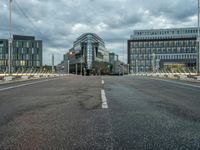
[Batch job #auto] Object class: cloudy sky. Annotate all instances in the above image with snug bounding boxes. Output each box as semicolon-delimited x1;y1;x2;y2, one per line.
0;0;198;65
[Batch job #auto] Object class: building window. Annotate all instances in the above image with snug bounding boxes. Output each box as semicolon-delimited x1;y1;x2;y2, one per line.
20;60;25;66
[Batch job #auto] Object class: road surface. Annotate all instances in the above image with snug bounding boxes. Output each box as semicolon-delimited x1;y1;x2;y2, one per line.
0;76;200;150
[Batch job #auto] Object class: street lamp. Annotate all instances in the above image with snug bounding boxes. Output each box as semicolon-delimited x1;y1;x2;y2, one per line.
76;64;77;75
52;54;54;73
136;59;138;74
80;49;84;76
67;59;69;75
68;51;73;75
123;64;125;76
8;0;13;75
151;53;156;73
197;0;200;76
128;64;130;75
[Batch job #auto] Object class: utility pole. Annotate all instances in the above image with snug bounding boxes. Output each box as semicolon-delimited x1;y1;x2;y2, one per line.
81;49;83;75
123;64;125;76
118;64;121;76
8;0;13;75
152;53;156;73
68;59;69;75
136;59;138;74
128;64;129;75
81;61;82;75
76;64;77;75
197;0;200;75
52;54;54;73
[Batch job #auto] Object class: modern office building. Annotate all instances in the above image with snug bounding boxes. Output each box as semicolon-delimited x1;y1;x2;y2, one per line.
64;33;109;75
128;27;198;73
109;52;123;74
0;35;42;72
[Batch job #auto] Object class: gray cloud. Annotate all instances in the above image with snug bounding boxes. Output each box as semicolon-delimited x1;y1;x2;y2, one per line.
0;0;197;64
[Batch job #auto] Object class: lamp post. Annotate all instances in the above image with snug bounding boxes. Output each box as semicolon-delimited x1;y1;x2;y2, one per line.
136;59;138;74
8;0;13;75
128;64;129;75
52;54;54;73
80;49;84;76
67;59;69;75
76;64;77;75
123;64;125;76
197;0;200;75
151;53;156;73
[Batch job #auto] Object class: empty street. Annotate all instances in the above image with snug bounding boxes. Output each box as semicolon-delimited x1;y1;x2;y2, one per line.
0;76;200;150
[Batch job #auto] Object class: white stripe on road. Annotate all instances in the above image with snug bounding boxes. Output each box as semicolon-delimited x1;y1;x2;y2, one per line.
102;80;104;85
0;78;58;92
101;89;108;109
150;78;200;89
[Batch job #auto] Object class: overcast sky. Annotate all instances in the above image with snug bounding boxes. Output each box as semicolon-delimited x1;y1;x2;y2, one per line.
0;0;198;65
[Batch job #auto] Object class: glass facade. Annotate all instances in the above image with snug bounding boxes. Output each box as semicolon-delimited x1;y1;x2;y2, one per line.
73;33;109;70
0;35;42;72
87;34;93;69
128;28;198;72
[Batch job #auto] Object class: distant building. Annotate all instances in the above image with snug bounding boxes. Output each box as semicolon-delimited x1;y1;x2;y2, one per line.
64;33;109;75
109;52;120;74
56;61;65;73
0;35;42;72
128;27;198;73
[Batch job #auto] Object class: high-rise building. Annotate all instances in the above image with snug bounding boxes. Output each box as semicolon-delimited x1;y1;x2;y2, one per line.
0;35;42;72
128;27;198;73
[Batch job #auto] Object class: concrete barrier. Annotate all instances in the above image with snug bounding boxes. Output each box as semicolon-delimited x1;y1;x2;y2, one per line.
159;74;165;78
197;76;200;81
34;75;42;78
179;75;187;80
3;76;13;81
21;76;30;80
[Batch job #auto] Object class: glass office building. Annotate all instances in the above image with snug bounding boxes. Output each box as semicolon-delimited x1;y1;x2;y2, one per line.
0;35;42;72
128;27;198;73
65;33;109;74
73;33;109;69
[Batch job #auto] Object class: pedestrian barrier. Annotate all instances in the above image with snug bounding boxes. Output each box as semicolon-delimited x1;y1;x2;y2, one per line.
3;76;13;81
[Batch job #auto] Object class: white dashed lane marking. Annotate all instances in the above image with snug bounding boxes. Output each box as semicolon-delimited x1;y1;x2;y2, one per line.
101;79;108;108
102;80;104;85
101;89;108;109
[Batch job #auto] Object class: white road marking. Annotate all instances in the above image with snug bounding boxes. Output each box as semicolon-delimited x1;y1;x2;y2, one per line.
150;78;200;89
102;80;104;85
0;78;58;92
101;89;108;109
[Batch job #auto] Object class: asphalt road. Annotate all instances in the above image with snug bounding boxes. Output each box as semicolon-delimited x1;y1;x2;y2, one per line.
0;75;200;150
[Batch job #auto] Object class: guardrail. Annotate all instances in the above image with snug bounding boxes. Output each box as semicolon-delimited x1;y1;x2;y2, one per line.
0;72;70;82
130;72;200;81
